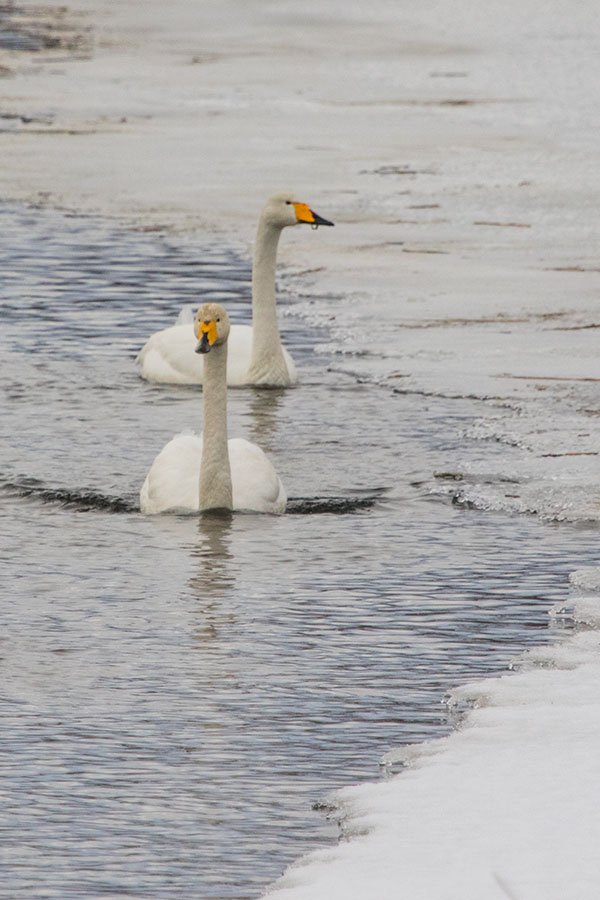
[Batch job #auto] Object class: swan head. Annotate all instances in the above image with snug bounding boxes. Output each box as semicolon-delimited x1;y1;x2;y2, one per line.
194;303;230;354
263;192;334;230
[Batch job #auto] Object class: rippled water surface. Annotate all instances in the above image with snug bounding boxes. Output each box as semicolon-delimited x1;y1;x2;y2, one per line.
1;204;597;899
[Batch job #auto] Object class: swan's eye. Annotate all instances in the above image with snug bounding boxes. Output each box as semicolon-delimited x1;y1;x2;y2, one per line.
216;317;220;322
285;200;291;205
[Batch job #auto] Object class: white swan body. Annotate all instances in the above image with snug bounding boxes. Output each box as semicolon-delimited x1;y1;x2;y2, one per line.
140;433;286;514
136;193;333;387
136;321;296;386
140;303;286;515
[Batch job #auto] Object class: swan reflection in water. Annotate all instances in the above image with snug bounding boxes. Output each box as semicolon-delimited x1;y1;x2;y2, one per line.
244;386;286;452
188;511;236;642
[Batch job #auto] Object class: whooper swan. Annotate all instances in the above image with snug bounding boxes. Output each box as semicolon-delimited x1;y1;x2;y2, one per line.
136;193;333;387
140;302;286;515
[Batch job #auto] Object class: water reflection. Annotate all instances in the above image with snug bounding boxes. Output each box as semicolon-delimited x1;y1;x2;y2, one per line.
244;387;287;450
188;514;235;642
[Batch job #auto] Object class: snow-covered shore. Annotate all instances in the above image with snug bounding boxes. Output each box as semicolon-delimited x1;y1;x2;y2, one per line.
263;569;600;900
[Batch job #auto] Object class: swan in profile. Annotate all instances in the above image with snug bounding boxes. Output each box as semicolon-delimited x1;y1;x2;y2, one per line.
136;193;333;386
140;302;286;515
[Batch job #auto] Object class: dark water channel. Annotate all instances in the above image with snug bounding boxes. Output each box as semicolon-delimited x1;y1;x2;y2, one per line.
1;204;597;899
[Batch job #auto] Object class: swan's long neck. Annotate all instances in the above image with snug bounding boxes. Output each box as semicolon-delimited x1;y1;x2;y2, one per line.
199;342;233;511
248;216;290;384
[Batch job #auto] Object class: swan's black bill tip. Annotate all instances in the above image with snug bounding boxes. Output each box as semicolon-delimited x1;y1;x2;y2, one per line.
312;212;334;228
195;333;211;354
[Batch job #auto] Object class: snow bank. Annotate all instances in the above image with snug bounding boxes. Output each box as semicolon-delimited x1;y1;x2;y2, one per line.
264;570;600;900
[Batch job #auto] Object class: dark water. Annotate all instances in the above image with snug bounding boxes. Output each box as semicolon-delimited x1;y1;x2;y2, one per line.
1;204;597;899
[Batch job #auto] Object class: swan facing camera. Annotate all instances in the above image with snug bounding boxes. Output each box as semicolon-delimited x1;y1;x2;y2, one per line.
195;332;211;354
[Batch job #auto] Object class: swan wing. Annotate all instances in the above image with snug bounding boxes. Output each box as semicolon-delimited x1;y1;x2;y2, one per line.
136;324;203;385
229;438;287;513
140;433;202;514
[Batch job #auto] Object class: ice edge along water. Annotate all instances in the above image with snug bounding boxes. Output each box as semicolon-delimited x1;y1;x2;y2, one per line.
263;567;600;900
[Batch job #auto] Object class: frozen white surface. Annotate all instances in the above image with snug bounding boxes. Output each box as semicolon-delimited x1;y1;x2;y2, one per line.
264;573;600;900
1;0;599;897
